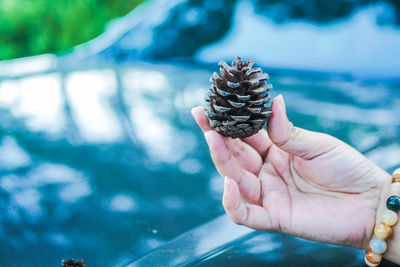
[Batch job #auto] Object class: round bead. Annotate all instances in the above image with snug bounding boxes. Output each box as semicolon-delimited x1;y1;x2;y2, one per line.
369;237;387;254
391;182;400;197
382;209;398;226
393;168;400;183
365;257;380;267
365;249;382;266
374;223;392;240
386;196;400;212
364;259;379;267
393;168;400;176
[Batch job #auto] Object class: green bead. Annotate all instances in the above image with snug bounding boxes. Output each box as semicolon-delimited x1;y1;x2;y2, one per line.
386;196;400;212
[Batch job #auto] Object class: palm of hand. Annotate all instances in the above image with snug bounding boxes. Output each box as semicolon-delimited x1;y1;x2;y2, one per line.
192;96;389;249
258;138;382;249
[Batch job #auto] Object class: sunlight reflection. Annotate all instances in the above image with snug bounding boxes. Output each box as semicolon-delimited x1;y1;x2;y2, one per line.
208;174;223;201
122;68;197;163
66;69;123;142
161;195;184;210
0;136;31;170
0;54;56;78
366;143;400;169
0;163;91;221
12;188;42;219
131;105;181;162
174;84;205;110
0;74;65;133
178;158;201;174
349;128;381;151
123;70;167;93
0;80;18;106
140;237;164;252
109;194;138;212
58;182;92;203
45;232;72;246
244;235;282;258
283;92;400;126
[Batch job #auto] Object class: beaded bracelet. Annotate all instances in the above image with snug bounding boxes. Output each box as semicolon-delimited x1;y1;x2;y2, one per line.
365;168;400;267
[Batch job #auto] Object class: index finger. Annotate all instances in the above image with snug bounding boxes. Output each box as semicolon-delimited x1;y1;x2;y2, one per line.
191;106;212;132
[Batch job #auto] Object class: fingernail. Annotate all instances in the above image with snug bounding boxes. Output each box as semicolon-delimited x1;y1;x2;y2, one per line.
280;95;286;113
190;108;195;117
224;176;231;194
275;94;288;119
276;94;283;107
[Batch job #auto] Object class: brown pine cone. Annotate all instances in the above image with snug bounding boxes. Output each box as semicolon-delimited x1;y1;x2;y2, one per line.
204;57;272;138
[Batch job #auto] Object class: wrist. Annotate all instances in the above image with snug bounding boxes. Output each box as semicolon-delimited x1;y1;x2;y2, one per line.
367;169;400;266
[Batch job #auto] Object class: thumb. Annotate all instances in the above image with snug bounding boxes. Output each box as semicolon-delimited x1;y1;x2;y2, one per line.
267;95;339;160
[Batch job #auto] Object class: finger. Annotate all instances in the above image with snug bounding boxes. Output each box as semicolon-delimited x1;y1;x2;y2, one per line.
193;106;272;159
191;106;212;132
225;138;263;175
242;129;272;158
223;177;273;230
192;106;262;175
263;144;293;187
191;106;272;158
205;131;261;204
267;95;339;160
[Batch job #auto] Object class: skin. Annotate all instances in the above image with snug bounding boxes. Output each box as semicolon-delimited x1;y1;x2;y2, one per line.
191;95;399;264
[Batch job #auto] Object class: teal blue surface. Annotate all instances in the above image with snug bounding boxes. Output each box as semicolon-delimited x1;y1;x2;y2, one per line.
0;61;399;266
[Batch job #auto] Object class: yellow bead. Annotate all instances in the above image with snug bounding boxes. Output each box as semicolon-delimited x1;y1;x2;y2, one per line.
382;209;398;226
393;168;400;183
365;249;382;267
391;182;400;197
392;168;400;176
374;223;392;240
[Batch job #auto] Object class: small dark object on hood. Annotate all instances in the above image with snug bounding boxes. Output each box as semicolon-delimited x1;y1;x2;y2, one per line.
62;259;85;267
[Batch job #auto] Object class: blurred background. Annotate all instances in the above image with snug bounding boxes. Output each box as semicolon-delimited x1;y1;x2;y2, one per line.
0;0;399;266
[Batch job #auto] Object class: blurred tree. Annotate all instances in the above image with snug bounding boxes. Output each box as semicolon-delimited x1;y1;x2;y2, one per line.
0;0;144;60
1;0;400;61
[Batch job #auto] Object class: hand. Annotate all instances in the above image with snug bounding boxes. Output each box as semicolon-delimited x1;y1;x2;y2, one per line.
191;95;392;250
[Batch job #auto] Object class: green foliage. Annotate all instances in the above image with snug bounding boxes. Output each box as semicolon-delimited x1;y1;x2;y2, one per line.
0;0;144;60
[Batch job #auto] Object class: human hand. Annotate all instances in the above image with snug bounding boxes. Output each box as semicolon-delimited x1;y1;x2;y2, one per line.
191;95;393;250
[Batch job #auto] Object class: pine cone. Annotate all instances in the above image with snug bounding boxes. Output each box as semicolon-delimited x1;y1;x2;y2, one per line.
204;57;272;138
62;259;85;267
